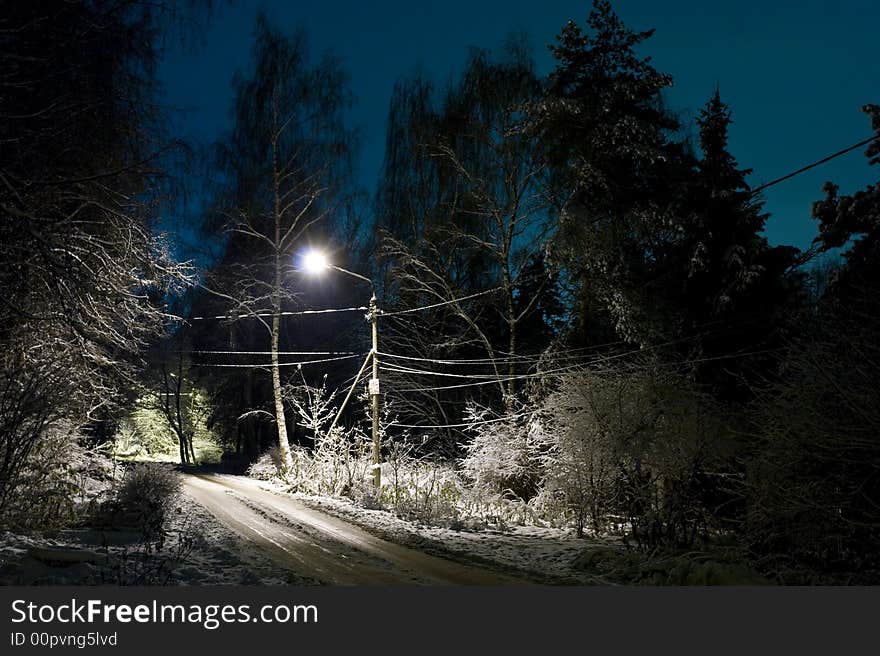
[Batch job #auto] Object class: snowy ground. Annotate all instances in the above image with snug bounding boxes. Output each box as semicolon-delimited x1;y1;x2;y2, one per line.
3;462;742;586
181;473;529;584
0;474;613;585
0;489;317;586
279;488;765;585
245;480;619;585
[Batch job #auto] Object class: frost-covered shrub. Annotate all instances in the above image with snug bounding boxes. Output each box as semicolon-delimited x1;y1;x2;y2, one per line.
532;365;723;545
114;420;146;458
385;438;463;524
246;447;283;481
284;377;337;445
112;463;181;544
460;402;541;502
1;421;114;530
123;400;180;457
286;429;465;526
274;381;375;498
246;423;467;526
529;373;625;537
271;381;466;524
267;424;376;502
114;390;223;464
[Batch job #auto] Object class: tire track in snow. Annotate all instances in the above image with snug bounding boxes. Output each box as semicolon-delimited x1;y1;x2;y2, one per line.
182;473;529;585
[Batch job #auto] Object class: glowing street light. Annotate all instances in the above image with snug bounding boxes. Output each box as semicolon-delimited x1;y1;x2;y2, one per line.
302;250;329;275
301;250;382;488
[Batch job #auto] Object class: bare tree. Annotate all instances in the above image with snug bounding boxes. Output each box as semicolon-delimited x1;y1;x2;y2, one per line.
378;43;553;426
143;337;197;465
0;1;196;518
209;15;355;471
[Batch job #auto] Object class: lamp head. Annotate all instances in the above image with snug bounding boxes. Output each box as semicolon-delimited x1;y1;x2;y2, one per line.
302;250;329;275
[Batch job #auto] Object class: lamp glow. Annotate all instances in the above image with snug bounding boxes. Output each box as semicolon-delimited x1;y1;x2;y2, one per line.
303;250;329;274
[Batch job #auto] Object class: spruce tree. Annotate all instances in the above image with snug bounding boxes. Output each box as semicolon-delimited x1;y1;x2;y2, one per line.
534;0;684;346
678;90;799;397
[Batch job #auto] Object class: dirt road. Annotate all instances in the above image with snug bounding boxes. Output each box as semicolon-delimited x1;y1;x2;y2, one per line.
182;473;528;585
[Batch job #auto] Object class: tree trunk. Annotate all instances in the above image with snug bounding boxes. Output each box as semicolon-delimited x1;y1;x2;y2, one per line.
503;265;517;403
174;378;189;465
272;126;294;472
271;298;294;472
507;311;516;400
177;435;188;465
187;432;196;464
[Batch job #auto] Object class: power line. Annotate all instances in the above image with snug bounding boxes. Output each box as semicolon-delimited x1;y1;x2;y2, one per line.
383;363;525;380
385;361;590;393
185;350;359;356
377;343;630;367
381;325;776;393
391;408;535;430
388;348;780;427
189;353;366;368
189;284;500;323
381;331;704;383
189;286;505;322
190;306;367;321
338;366;372;392
378;315;760;368
751;133;880;196
379;287;504;317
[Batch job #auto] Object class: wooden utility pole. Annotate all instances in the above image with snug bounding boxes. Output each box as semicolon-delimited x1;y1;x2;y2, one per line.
305;258;381;487
369;294;381;488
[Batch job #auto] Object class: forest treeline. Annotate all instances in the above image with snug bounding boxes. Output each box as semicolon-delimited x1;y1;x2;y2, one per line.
2;0;880;583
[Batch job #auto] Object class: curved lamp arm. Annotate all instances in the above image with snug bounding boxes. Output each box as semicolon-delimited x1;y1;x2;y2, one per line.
328;264;374;295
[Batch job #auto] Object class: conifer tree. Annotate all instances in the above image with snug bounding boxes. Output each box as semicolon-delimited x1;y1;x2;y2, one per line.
679;90;799;397
534;0;684;346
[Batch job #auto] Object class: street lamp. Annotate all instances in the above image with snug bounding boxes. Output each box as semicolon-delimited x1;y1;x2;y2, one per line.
301;250;382;488
302;250;329;275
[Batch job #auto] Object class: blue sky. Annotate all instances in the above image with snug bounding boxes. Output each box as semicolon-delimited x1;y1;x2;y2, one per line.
159;0;879;251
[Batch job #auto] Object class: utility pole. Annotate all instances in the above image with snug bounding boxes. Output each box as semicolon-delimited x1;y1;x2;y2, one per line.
302;252;382;488
369;293;381;488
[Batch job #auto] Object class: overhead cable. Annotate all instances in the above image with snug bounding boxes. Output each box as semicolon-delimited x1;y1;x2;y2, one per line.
379;287;504;317
189;353;365;368
751;133;880;195
190;306;367;321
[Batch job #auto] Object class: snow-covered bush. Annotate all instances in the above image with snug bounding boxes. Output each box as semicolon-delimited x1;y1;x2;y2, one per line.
531;367;673;537
123;399;181;458
115;389;223;464
272;426;467;526
263;422;376;501
112;463;181;545
530;395;618;537
384;438;463;524
460;402;541;502
1;421;115;530
246;447;283;481
284;376;337;445
245;390;467;526
532;364;723;545
273;382;465;523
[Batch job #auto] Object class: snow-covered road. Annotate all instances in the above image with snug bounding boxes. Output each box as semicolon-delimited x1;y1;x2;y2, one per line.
182;473;529;585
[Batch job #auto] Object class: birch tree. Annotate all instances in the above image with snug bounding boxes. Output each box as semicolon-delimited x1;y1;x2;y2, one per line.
211;15;354;471
378;42;554;422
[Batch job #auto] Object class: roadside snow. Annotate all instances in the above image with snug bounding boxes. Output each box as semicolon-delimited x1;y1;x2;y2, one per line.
0;489;318;586
249;479;617;585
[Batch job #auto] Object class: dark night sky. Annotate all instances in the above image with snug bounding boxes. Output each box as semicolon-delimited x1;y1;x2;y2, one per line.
159;0;879;252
